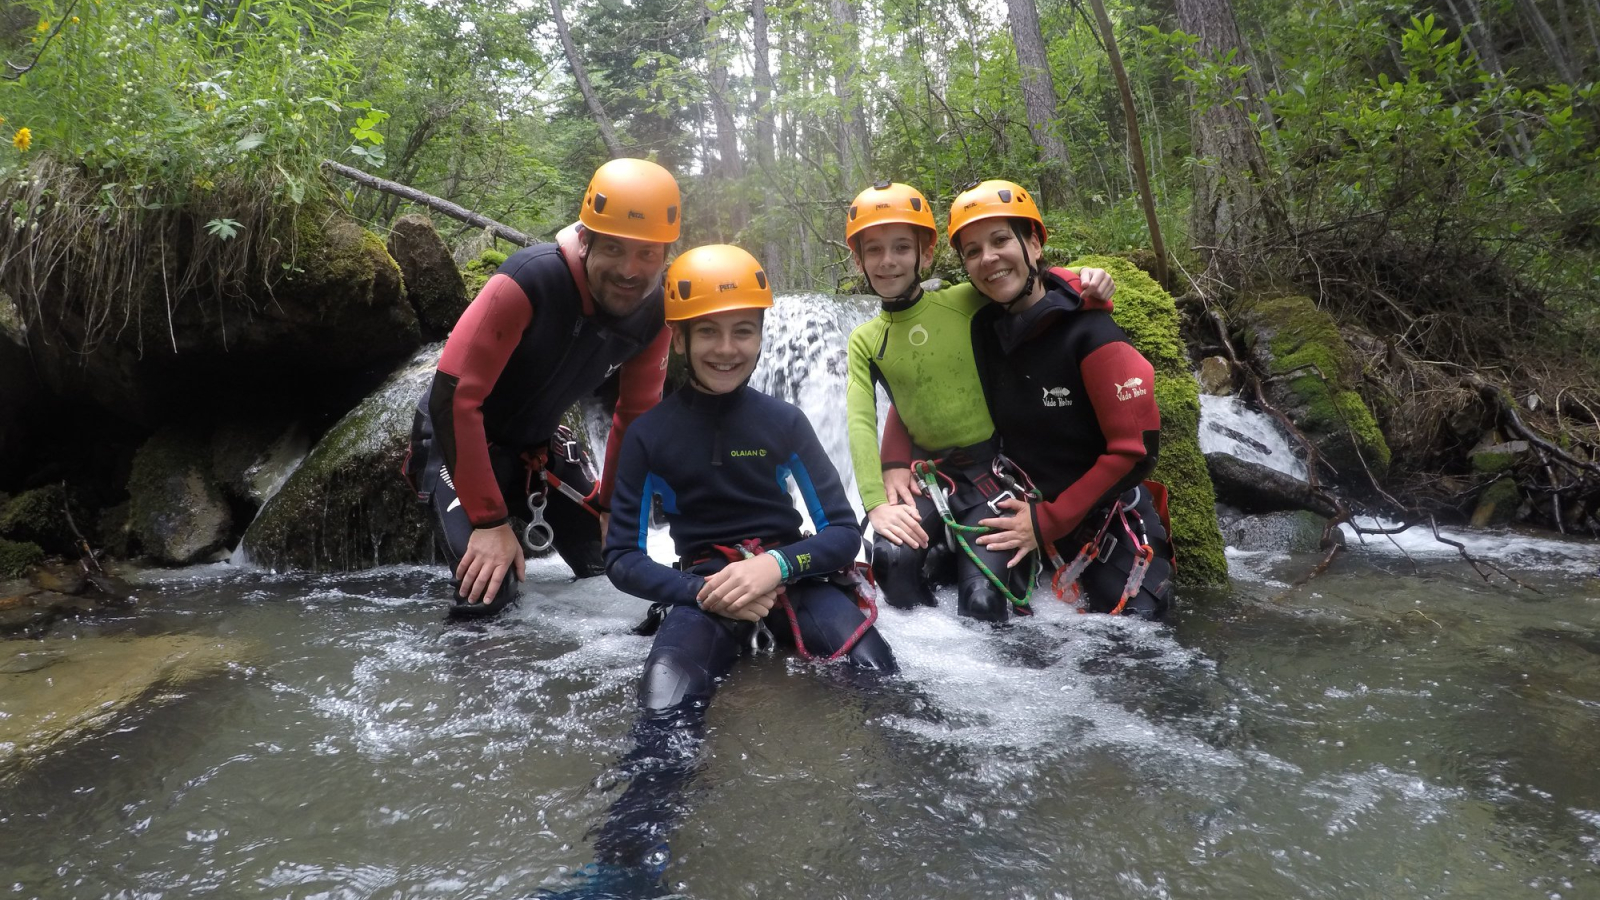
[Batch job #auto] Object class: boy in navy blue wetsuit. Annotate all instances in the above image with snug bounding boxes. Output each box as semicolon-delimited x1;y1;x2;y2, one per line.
544;245;895;896
604;243;897;710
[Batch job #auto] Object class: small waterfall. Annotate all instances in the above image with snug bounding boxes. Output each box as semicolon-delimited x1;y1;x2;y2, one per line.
749;292;880;522
1198;391;1308;481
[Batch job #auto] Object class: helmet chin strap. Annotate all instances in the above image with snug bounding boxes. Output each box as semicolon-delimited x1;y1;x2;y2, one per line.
991;219;1042;310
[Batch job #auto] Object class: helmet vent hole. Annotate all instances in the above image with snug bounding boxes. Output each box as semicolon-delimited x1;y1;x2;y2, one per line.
592;193;608;213
677;280;693;298
998;189;1012;203
910;198;922;211
755;271;768;289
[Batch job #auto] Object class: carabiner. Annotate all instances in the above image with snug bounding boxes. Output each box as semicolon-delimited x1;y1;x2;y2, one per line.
749;619;776;654
523;491;555;552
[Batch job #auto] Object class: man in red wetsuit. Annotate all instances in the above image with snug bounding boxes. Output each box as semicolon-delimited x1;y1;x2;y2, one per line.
403;159;680;617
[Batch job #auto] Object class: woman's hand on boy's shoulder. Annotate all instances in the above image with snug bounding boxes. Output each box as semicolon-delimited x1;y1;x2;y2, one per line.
1076;267;1116;303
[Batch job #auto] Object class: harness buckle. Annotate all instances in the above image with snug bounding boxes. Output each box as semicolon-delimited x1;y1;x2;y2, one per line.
986;489;1016;517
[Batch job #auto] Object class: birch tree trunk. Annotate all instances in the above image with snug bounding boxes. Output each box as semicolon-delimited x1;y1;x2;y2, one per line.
1005;0;1074;208
549;0;624;158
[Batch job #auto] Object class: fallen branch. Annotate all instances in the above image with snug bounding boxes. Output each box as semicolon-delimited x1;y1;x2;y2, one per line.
321;160;536;247
4;0;79;80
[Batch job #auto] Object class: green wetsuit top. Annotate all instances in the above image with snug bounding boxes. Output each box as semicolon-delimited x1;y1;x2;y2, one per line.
846;282;994;512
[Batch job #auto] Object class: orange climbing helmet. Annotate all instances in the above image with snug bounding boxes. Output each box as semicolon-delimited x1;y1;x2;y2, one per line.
845;181;937;248
664;244;772;322
579;158;682;243
946;179;1047;251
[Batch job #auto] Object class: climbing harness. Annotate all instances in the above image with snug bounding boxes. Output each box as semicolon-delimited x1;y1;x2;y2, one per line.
1048;484;1158;615
710;538;879;663
518;425;604;553
911;458;1037;615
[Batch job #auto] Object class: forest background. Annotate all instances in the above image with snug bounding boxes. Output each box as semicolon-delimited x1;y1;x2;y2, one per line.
1;0;1599;549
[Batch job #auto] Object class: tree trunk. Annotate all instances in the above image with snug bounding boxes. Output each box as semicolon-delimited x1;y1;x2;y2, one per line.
1175;0;1276;289
549;0;624;158
702;0;747;236
1086;0;1167;287
751;0;782;285
1005;0;1073;208
1514;0;1578;84
828;0;870;197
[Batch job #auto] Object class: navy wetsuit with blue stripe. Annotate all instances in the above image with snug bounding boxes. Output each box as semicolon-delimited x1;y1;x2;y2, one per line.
605;382;898;713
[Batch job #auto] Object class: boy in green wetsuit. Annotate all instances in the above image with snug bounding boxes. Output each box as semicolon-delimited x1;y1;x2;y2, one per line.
843;181;1116;620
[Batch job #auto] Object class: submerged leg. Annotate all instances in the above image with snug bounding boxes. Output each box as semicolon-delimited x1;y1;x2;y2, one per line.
589;606;742;875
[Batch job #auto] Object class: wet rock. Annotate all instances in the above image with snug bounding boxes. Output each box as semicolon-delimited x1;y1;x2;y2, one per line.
1231;294;1391;486
461;247;508;296
389;214;468;340
1197;356;1235;396
1471;478;1521;528
27;562;87;596
241;344;441;571
127;426;233;565
1206;452;1338;518
0;634;252;761
1218;508;1336;553
0;484;76;556
1469;437;1530;474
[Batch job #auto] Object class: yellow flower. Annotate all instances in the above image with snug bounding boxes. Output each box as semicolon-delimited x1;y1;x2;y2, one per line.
13;127;32;152
36;20;49;33
71;16;80;24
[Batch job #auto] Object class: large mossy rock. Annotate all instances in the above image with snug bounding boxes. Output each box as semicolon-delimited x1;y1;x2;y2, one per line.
241;344;441;570
1232;295;1391;486
127;427;233;565
388;214;467;340
1070;255;1229;587
0;484;76;556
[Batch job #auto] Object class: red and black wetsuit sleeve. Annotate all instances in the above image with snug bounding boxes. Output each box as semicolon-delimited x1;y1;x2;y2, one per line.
1032;343;1160;544
428;274;532;528
598;325;671;510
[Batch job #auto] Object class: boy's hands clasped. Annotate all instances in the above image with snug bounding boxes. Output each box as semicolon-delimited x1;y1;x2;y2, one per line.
698;553;782;621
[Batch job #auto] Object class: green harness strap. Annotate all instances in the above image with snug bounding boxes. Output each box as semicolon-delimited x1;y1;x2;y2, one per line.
912;460;1038;614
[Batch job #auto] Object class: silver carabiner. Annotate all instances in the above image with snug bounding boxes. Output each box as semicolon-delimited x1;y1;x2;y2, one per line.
523;491;555;552
749;619;776;654
986;489;1016;517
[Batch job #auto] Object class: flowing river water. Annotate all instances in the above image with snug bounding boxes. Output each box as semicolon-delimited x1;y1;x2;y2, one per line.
4;296;1600;899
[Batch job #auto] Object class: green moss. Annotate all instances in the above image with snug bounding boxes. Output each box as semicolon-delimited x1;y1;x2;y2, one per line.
0;485;73;554
1470;478;1522;527
1471;449;1518;474
1070;255;1228;587
0;537;43;577
1241;294;1392;480
461;247;509;297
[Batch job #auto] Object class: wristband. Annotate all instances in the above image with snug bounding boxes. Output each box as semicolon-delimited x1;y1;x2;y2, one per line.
766;549;791;582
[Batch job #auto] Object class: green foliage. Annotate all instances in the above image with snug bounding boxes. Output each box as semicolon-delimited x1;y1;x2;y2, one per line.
1;0;390;209
0;537;44;577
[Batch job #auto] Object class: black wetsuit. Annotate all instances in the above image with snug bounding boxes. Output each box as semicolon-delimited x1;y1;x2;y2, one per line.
404;228;670;612
973;270;1174;619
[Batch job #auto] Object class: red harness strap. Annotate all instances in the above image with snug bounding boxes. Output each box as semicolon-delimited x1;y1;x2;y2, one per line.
710;538;878;663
